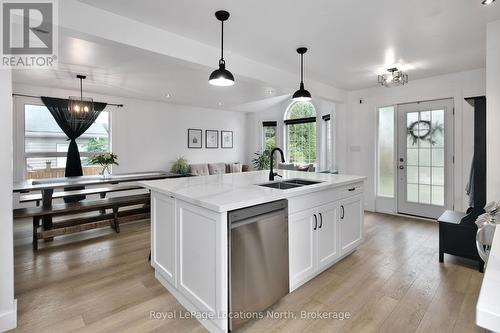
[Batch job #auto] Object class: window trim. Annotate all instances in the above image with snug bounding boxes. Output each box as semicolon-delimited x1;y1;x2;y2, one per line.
283;116;316;125
14;95;112;181
283;101;317;165
262;121;277;127
322;114;333;171
262;121;277;151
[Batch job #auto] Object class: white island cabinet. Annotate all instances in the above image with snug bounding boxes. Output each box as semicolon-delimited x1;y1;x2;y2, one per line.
141;170;365;333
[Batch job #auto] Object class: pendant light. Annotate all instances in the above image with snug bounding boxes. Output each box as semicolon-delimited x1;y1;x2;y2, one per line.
69;75;93;113
209;10;235;86
292;47;312;101
67;75;94;123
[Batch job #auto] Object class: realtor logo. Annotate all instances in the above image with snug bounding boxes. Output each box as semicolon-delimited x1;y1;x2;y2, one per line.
1;0;58;67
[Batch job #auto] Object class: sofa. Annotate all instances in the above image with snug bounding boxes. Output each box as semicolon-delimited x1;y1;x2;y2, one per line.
188;162;249;176
277;162;315;172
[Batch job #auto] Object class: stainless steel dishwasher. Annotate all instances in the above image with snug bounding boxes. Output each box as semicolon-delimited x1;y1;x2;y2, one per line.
228;200;289;331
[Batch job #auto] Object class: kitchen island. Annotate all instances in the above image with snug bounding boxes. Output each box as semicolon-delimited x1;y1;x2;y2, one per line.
140;170;366;333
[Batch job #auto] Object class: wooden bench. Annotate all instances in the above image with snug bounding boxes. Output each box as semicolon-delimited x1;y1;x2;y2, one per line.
19;184;143;205
14;193;151;250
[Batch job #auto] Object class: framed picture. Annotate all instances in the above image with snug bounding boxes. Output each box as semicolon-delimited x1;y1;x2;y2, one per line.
188;129;202;148
205;130;219;149
221;130;233;149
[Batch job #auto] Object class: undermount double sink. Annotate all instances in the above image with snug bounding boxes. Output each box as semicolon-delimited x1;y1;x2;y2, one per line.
258;178;323;190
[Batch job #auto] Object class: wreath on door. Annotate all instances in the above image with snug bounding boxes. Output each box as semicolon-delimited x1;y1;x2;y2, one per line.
407;120;443;145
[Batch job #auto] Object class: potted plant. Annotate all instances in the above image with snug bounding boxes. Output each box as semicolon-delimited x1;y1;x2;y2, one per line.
89;152;119;178
171;157;189;175
252;149;271;170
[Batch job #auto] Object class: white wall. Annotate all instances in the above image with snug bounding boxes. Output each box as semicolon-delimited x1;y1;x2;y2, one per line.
13;84;249;176
0;70;16;331
111;99;248;173
487;20;500;202
345;69;485;212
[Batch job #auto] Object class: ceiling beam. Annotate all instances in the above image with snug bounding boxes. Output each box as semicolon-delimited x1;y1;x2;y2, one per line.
59;0;346;103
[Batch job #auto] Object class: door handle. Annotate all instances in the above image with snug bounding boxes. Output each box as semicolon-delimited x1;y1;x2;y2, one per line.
340;205;344;219
313;214;318;230
318;213;323;229
348;187;355;192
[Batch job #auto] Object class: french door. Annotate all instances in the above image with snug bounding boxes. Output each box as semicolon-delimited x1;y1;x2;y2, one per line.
397;99;454;219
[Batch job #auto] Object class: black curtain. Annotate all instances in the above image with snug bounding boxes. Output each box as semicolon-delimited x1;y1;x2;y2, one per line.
41;97;107;201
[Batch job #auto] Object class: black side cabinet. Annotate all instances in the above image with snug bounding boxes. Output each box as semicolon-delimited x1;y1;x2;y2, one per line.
438;210;484;272
437;96;486;273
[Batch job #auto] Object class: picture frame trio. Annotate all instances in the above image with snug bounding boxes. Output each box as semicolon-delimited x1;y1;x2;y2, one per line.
187;129;233;149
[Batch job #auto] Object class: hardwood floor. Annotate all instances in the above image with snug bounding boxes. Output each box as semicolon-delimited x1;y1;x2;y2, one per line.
11;212;485;333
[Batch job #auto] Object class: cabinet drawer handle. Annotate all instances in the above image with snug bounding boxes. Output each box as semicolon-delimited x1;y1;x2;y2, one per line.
340;205;344;219
318;213;323;229
348;187;356;192
313;214;318;230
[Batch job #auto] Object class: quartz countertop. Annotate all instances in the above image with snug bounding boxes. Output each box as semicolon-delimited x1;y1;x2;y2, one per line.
139;170;366;212
477;226;500;332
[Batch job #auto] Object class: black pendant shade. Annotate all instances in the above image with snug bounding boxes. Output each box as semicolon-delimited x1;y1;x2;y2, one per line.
292;47;312;101
209;60;235;86
209;10;235;86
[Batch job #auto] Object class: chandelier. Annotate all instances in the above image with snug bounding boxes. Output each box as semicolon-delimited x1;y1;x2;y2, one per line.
67;75;94;123
378;67;408;87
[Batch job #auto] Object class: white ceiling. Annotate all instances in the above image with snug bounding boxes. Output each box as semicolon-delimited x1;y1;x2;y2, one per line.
78;0;500;90
12;31;286;111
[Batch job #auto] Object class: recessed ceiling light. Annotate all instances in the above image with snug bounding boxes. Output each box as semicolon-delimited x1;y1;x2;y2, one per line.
218;101;223;107
267;89;274;95
482;0;495;5
165;93;171;98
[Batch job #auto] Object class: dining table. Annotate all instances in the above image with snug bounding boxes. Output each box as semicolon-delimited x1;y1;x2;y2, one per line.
13;171;185;232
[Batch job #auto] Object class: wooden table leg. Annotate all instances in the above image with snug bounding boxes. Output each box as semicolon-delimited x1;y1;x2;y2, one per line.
41;188;54;241
112;206;120;233
100;192;106;214
32;217;39;251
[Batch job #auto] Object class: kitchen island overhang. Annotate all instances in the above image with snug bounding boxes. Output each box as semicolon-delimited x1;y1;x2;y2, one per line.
140;170;366;333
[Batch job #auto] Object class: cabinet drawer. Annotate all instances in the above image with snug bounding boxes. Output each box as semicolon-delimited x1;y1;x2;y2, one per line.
288;188;340;215
340;182;363;199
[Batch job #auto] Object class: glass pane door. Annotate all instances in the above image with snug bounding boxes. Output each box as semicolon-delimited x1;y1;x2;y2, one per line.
397;99;453;219
405;110;445;206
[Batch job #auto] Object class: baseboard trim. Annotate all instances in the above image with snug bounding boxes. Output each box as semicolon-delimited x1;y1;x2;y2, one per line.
367;210;436;222
0;299;17;332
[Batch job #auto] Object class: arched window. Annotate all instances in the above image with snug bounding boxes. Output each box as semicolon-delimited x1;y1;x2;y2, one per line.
284;101;317;165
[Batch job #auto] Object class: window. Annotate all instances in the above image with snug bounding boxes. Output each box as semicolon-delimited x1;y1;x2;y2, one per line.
285;101;317;165
377;106;395;197
262;121;277;151
24;104;110;179
322;114;333;170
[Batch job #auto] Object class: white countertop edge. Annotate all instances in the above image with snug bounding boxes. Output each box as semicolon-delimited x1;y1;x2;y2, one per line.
477;227;500;332
139;171;366;213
